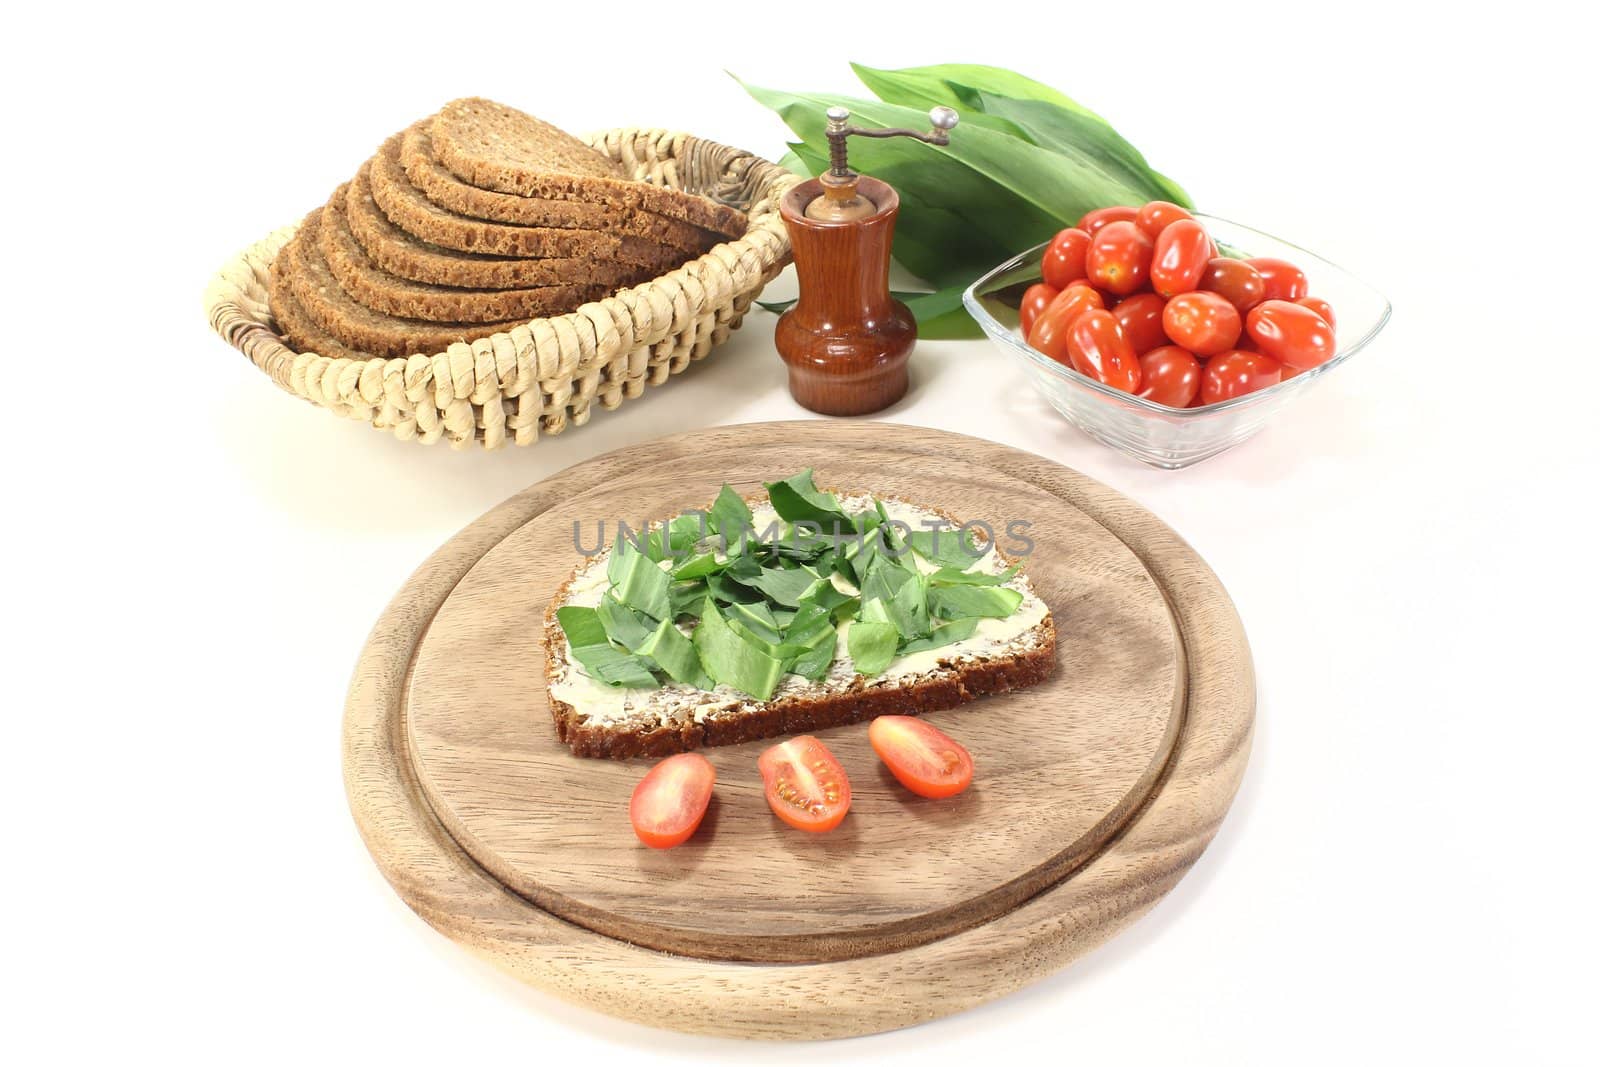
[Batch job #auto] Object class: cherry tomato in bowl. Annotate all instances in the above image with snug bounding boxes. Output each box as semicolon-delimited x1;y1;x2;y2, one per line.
1041;228;1091;289
1018;282;1059;339
758;736;851;833
1134;199;1194;239
1078;204;1140;236
869;716;974;799
1199;257;1266;314
629;753;716;849
1246;257;1309;302
1296;296;1337;331
1163;291;1242;356
1246;299;1337;369
1086;220;1154;296
1150;219;1212;297
1138;345;1203;408
1112;292;1169;354
1200;349;1284;405
1067;309;1142;392
1028;282;1104;365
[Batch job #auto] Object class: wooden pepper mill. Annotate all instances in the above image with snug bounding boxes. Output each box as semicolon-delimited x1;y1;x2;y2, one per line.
776;105;959;416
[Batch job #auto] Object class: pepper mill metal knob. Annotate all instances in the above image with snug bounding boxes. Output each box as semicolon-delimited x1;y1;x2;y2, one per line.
804;106;961;223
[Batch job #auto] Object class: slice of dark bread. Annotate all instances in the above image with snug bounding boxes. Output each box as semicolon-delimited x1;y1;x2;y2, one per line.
402;124;736;243
344;164;647;290
281;208;526;358
542;492;1058;759
429;98;749;237
318;182;605;324
368;133;691;267
268;236;376;360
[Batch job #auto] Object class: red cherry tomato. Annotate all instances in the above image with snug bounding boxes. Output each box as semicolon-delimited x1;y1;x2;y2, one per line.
1041;228;1091;289
1066;308;1141;393
1246;257;1309;302
1134;200;1194;239
1085;220;1154;296
1163;291;1242;356
1200;257;1267;314
868;716;974;799
1246;299;1337;370
629;753;715;849
1137;345;1202;408
1077;205;1140;236
1200;350;1284;405
1027;283;1104;365
1112;292;1169;355
1150;219;1212;297
1018;282;1059;339
758;736;851;833
1296;296;1337;332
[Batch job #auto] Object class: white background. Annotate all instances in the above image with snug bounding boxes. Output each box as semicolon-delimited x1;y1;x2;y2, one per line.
8;2;1596;1063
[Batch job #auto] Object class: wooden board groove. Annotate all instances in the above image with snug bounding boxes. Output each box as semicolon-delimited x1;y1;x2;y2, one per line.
343;422;1254;1039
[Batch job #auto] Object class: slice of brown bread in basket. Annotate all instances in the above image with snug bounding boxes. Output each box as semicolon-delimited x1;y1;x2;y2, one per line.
344;164;647;290
318;182;606;324
268;236;376;360
368;133;694;267
430;98;749;237
280;208;527;358
542;493;1057;759
402;124;738;243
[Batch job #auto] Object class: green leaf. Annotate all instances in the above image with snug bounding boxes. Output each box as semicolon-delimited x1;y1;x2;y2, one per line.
897;617;982;655
555;606;659;689
727;601;785;645
763;469;856;534
635;619;710;688
847;620;900;677
707;572;763;605
926;563;1022;586
888;572;933;640
746;564;825;608
596;593;656;650
669;579;708;618
672;552;722;580
785;625;837;682
908;528;987;571
852;61;1100;119
708;484;754;541
608;535;671;620
694;599;784;700
928;585;1024;620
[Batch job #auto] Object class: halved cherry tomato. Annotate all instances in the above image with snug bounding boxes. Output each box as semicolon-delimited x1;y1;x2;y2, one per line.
1078;205;1140;236
629;753;715;849
1163;291;1242;356
1066;308;1142;393
1246;257;1309;302
1138;345;1203;408
1028;282;1104;365
1200;349;1283;404
758;736;851;833
1041;228;1091;289
1113;292;1169;355
1199;257;1266;314
1246;299;1337;370
1018;282;1059;339
1134;199;1194;239
1296;295;1337;332
869;716;974;799
1149;219;1212;297
1085;220;1154;296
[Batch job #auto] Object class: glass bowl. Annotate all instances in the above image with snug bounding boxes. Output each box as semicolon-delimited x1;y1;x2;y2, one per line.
962;213;1391;469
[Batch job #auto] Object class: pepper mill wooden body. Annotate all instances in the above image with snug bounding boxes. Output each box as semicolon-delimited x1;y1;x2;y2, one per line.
776;177;915;417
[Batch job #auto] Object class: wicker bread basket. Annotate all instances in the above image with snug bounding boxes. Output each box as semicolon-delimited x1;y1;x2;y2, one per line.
204;130;799;449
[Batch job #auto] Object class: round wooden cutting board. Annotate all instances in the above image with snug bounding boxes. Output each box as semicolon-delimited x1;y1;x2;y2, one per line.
344;422;1254;1040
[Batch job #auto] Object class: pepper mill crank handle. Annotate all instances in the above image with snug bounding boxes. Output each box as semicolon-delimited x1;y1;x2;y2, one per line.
824;106;960;178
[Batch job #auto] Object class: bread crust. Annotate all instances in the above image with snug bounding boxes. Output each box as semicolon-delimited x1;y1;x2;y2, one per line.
401;124;738;243
344;165;646;291
319;182;605;324
541;492;1058;759
268;234;376;360
430;98;750;237
369;133;690;267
